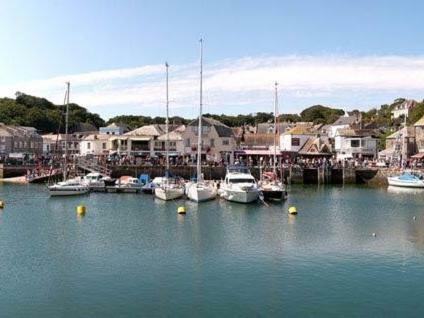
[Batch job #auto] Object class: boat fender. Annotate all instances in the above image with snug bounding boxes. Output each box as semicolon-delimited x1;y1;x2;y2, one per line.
177;206;186;214
0;200;4;209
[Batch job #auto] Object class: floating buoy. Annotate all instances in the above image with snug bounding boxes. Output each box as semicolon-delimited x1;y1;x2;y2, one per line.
413;216;417;221
0;200;4;209
177;206;186;214
288;206;297;215
76;205;86;216
372;233;376;237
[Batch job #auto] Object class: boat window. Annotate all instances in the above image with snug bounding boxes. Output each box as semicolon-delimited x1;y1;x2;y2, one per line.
229;178;255;183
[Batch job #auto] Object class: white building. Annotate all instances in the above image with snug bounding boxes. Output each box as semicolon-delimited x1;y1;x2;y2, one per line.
80;134;111;156
328;114;361;138
391;99;417;119
280;125;317;153
334;128;378;160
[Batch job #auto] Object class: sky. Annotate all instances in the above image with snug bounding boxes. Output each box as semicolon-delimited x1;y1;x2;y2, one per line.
1;0;424;119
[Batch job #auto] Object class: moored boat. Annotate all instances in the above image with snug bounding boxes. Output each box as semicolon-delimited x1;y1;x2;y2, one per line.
387;172;424;188
186;38;217;203
49;178;89;196
219;165;260;203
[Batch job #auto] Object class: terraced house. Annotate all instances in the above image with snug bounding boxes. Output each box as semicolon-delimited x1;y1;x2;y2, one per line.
0;123;43;158
182;117;235;163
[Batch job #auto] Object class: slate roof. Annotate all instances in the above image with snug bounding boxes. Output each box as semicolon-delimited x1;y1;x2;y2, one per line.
332;115;358;126
188;117;234;138
386;127;415;139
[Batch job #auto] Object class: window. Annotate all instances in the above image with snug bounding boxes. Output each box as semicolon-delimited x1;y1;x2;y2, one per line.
185;138;190;147
420;141;424;147
210;139;215;147
14;141;18;148
222;139;229;146
87;142;91;149
351;140;360;147
102;143;107;149
170;141;176;147
361;139;366;147
291;138;300;146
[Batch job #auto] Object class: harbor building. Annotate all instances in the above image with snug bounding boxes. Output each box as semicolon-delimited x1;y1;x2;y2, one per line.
334;128;378;160
182;117;235;163
99;122;129;136
0;123;43;159
391;99;417;119
80;134;111;156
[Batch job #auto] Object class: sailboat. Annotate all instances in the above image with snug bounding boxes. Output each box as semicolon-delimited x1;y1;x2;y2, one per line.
154;63;185;201
48;82;89;196
186;39;217;202
258;82;287;201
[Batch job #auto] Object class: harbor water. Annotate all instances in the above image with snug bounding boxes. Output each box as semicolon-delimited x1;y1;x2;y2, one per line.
0;183;423;317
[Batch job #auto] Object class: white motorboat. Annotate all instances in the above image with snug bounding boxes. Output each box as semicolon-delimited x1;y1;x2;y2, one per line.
186;39;217;203
48;82;89;197
154;62;185;201
83;172;113;191
219;165;260;203
387;172;424;188
114;176;143;193
49;178;89;196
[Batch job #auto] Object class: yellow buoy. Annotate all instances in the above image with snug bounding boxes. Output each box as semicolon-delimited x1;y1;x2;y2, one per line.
0;200;4;209
288;206;297;215
177;206;186;214
76;205;86;216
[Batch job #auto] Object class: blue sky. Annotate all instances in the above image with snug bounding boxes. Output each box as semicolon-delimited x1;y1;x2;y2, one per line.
1;0;424;119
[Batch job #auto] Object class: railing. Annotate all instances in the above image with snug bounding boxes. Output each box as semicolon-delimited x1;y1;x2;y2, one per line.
76;157;111;177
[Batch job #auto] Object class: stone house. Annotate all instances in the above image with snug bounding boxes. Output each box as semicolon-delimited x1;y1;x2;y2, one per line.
0;123;43;157
378;127;415;161
182;117;235;163
413;115;424;160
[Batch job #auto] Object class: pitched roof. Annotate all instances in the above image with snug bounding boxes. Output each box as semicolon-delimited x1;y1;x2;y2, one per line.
414;115;424;127
386;126;415;139
298;137;332;155
256;122;292;134
332;115;358;126
284;123;317;135
336;128;377;137
82;134;111;141
188;117;234;138
157;125;185;141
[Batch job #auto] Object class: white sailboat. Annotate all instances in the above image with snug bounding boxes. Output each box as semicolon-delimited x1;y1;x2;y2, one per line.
259;82;287;201
49;82;89;196
187;39;217;202
155;63;185;201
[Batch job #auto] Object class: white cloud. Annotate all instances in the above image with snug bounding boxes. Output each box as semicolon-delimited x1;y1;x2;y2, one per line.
1;55;424;118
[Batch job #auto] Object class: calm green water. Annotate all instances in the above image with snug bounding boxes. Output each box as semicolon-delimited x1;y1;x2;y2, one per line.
0;184;423;317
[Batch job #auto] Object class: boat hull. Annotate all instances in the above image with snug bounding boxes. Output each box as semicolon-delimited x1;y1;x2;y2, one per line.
220;189;260;203
261;189;288;201
187;183;217;202
155;187;184;201
387;177;424;188
49;186;89;196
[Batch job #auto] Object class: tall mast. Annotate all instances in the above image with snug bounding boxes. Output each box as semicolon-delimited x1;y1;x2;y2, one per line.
196;38;203;182
165;62;170;172
273;82;278;174
63;81;70;181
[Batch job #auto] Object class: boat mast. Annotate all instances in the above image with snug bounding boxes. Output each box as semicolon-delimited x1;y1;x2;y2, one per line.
273;82;278;174
196;38;203;182
63;81;70;181
165;62;170;172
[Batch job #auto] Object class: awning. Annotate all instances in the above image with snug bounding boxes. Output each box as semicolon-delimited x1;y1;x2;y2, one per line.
9;153;24;159
411;152;424;159
130;137;151;141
